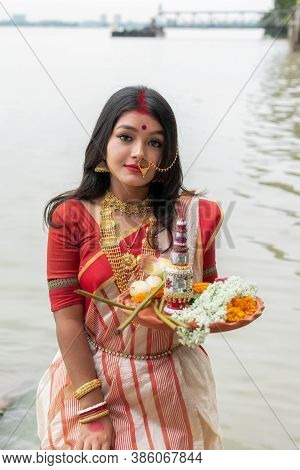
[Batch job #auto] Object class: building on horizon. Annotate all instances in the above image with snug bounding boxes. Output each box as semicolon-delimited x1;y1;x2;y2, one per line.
99;14;108;26
12;14;27;25
113;14;122;27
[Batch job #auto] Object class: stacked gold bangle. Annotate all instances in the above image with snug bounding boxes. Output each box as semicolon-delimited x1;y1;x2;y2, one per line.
73;379;101;400
74;379;109;424
78;409;110;424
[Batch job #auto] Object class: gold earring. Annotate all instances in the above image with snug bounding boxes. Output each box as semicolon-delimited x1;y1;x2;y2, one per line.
94;160;110;173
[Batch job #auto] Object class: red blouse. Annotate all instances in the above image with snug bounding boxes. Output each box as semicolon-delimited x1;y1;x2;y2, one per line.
47;198;223;313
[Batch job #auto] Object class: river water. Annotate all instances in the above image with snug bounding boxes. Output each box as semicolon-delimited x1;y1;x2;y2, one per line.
0;27;299;450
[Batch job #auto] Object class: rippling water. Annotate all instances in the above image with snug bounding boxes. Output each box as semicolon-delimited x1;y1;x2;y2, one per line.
0;27;299;450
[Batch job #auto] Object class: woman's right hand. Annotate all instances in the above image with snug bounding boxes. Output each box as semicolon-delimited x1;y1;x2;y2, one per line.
74;415;115;450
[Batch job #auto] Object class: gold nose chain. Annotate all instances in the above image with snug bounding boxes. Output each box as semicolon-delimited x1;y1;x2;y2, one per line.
99;191;157;292
137;146;179;177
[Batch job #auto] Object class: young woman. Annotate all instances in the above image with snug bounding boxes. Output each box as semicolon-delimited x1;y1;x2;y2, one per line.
36;85;224;450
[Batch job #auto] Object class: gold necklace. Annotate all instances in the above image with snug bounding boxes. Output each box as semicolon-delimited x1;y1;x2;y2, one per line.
120;213;148;273
99;192;157;292
103;191;151;215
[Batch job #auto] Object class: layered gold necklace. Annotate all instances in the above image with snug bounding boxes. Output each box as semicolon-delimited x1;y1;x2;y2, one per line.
102;191;151;215
99;191;157;292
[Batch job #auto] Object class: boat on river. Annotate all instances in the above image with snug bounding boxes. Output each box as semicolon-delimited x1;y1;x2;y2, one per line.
111;18;165;38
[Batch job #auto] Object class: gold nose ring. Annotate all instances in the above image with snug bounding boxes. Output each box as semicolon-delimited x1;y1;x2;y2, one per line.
137;146;179;178
137;158;151;177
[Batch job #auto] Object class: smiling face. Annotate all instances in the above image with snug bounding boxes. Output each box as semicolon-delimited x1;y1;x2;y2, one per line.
105;110;165;190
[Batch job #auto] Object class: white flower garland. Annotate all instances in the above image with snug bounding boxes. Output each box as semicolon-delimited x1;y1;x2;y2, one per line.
171;276;258;348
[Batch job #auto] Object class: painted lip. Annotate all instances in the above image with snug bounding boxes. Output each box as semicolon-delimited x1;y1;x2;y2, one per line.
124;164;141;173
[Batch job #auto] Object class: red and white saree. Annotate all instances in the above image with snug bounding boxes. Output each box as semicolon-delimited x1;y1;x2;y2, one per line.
36;195;224;450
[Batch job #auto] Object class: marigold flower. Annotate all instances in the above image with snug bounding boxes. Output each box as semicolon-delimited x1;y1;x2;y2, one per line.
226;307;246;322
131;293;148;303
151;287;164;298
193;282;210;294
226;296;257;322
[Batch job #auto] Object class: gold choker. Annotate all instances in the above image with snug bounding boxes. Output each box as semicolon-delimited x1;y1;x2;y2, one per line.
103;191;151;215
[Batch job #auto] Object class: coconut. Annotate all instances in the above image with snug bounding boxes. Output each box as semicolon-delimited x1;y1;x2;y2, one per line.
145;275;162;289
129;280;150;297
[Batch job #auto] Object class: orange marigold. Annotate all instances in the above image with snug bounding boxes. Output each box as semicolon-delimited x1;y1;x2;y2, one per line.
226;296;257;322
131;293;148;303
226;307;246;322
193;282;210;294
150;287;164;298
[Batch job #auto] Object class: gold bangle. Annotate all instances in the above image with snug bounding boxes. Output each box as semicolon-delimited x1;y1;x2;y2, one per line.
73;379;101;400
78;409;109;424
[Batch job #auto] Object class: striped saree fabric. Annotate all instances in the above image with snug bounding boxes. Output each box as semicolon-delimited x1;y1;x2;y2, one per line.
36;196;224;449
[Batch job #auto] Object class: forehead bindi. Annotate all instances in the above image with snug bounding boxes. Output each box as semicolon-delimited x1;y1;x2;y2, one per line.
116;120;164;136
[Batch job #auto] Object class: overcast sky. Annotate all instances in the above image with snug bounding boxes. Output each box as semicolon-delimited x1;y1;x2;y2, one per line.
0;0;274;22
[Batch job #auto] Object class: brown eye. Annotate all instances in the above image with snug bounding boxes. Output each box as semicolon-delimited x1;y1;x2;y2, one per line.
118;134;132;141
151;140;162;148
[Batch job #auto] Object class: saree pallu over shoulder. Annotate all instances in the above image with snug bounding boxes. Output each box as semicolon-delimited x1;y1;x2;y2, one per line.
37;195;224;450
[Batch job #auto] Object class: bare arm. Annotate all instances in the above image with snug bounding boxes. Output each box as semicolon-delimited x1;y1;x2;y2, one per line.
54;303;104;409
53;304;114;449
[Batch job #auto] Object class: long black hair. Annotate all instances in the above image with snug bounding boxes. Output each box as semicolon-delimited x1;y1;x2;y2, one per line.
43;85;200;251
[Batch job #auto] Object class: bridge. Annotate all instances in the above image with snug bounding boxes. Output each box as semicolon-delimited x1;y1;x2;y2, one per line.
156;9;290;29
